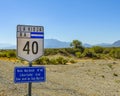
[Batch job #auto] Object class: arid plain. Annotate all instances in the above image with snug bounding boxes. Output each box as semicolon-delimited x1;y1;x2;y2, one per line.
0;59;120;96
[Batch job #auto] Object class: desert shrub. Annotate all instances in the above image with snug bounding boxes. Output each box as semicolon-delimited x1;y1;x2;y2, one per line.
49;58;57;64
44;48;58;56
0;52;7;57
82;48;97;58
103;48;111;54
65;48;75;54
34;58;41;64
49;57;69;65
110;48;120;59
92;46;104;53
0;50;16;58
94;54;101;59
6;51;16;58
45;48;85;57
64;48;72;53
70;59;76;63
65;48;82;55
35;56;68;65
58;49;70;56
75;52;82;58
99;54;110;59
101;75;105;78
35;57;50;65
113;73;118;77
56;57;68;64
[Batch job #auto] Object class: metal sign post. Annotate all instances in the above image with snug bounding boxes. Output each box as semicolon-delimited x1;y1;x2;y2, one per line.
28;62;32;96
15;25;45;96
28;82;32;96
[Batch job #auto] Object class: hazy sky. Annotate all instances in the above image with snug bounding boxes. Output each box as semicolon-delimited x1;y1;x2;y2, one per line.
0;0;120;45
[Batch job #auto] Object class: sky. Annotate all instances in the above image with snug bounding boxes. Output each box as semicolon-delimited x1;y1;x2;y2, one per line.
0;0;120;45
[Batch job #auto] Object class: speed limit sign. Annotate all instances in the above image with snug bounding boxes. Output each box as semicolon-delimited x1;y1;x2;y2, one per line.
17;25;44;62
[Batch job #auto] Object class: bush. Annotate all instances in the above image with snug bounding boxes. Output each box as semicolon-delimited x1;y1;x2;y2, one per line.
44;49;58;56
58;49;70;56
34;56;68;65
49;58;57;64
92;46;104;54
35;57;50;65
70;59;76;63
82;48;97;58
6;51;16;58
75;52;82;58
103;48;111;54
65;48;83;55
110;48;120;59
0;52;7;57
56;57;68;64
0;50;16;58
113;73;118;77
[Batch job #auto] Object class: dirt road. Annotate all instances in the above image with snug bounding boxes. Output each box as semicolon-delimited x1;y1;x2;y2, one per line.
0;60;120;96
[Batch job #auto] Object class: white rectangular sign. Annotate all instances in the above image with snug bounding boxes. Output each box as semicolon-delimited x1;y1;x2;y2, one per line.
17;25;44;62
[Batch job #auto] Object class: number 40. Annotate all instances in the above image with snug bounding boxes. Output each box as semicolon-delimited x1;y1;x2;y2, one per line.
23;41;38;54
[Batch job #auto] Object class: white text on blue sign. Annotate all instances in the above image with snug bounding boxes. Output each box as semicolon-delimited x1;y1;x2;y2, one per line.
14;66;46;83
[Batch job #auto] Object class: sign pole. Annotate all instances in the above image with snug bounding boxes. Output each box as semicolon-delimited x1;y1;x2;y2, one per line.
16;25;45;96
28;62;32;96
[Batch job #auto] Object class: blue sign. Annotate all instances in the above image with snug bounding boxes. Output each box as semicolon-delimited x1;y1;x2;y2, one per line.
14;66;46;83
30;32;44;39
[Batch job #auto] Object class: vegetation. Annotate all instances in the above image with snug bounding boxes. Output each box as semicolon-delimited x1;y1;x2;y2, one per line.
70;40;83;49
0;40;120;65
33;56;74;65
0;50;16;58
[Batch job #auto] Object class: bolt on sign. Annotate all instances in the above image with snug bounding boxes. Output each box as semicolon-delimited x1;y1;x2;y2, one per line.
17;25;44;62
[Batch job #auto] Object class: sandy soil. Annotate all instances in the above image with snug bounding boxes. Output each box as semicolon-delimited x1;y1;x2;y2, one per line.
0;59;120;96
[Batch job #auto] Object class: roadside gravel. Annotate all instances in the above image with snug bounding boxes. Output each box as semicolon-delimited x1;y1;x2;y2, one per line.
0;59;120;96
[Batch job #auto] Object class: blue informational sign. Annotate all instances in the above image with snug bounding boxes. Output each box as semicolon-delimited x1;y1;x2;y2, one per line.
14;66;46;83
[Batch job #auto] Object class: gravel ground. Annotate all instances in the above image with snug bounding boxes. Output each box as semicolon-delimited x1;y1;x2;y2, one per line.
0;59;120;96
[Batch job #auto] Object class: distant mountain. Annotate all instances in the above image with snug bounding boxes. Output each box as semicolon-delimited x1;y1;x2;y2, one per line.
5;45;16;49
94;43;112;47
83;43;92;47
83;40;120;47
44;39;70;48
0;44;16;49
112;40;120;47
92;40;120;47
0;39;120;49
0;39;71;49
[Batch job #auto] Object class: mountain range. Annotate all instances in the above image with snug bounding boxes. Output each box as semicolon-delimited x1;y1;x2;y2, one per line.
0;39;120;49
82;40;120;47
